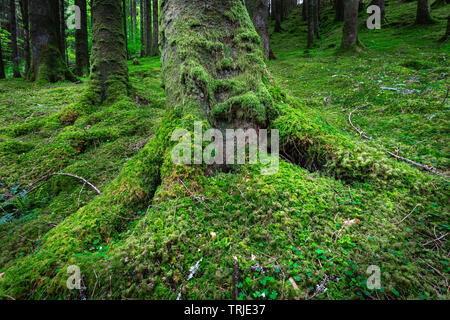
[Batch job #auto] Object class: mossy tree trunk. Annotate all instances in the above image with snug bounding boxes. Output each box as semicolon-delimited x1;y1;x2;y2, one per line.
307;0;314;48
19;0;31;74
29;0;75;82
151;0;159;56
341;0;359;50
10;0;21;78
122;0;129;59
75;0;90;76
416;0;434;24
59;0;67;63
245;0;271;59
90;0;129;104
161;0;276;129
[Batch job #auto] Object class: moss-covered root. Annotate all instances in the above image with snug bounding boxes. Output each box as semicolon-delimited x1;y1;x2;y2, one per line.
160;0;278;129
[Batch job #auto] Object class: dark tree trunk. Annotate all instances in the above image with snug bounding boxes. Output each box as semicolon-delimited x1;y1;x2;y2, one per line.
341;0;359;50
140;0;145;57
274;0;282;32
302;0;307;21
151;0;158;56
90;0;129;104
123;0;129;59
19;0;31;75
145;0;152;56
75;0;90;76
440;15;449;41
0;36;5;79
59;0;66;63
307;0;314;48
161;0;274;129
313;0;319;38
245;0;271;59
29;0;75;82
10;0;21;77
416;0;434;24
335;0;344;22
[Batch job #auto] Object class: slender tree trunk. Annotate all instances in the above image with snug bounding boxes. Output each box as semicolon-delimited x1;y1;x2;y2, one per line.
161;0;274;129
439;15;449;42
140;0;145;57
0;37;5;79
307;0;314;48
10;0;21;77
313;0;319;39
123;0;129;59
19;0;30;75
335;0;344;22
59;0;66;63
416;0;434;24
274;0;282;32
302;0;307;21
341;0;359;50
75;0;90;76
151;0;158;56
245;0;271;59
145;0;152;56
29;0;75;82
90;0;129;103
132;0;137;40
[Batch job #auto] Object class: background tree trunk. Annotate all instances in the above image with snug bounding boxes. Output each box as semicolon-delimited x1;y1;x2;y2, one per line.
370;0;385;21
29;0;75;82
123;0;129;59
245;0;271;59
145;0;152;56
341;0;359;50
10;0;21;78
75;0;90;76
416;0;434;24
313;0;319;38
160;0;275;129
0;37;5;79
274;0;282;32
151;0;158;56
19;0;31;75
140;0;145;56
59;0;67;63
440;15;449;41
307;0;314;48
335;0;344;22
90;0;129;103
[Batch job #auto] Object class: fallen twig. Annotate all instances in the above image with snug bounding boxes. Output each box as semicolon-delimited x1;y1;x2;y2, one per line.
386;151;449;178
307;274;328;300
422;233;448;247
179;179;213;212
395;204;419;225
176;258;203;300
348;105;372;140
28;172;102;195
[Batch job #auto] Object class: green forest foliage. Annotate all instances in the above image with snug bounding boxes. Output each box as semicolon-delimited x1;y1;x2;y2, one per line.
0;0;449;300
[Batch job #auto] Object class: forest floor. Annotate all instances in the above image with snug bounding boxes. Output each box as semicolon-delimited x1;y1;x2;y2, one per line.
0;1;449;300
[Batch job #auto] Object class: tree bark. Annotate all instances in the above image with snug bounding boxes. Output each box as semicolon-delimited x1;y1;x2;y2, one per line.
140;0;145;56
416;0;434;24
0;36;5;79
307;0;314;48
123;0;129;59
145;0;152;56
440;15;449;42
75;0;90;76
335;0;344;22
160;0;275;129
19;0;31;75
341;0;359;50
10;0;21;77
29;0;75;82
90;0;129;103
59;0;67;63
370;0;385;21
313;0;319;39
274;0;282;32
151;0;158;56
245;0;270;59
